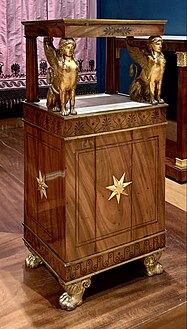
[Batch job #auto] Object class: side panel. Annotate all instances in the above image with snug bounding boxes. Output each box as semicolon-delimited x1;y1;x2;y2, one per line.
24;123;66;259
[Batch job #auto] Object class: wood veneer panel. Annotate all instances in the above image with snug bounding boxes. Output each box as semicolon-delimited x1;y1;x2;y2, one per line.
0;127;186;328
132;126;165;240
24;124;66;259
22;19;167;38
65;138;96;260
95;131;132;251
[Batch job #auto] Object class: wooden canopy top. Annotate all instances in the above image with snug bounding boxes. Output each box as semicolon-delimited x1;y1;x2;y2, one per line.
22;18;167;38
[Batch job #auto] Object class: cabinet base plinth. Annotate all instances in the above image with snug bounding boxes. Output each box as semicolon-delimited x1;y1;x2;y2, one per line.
23;225;165;310
24;245;165;310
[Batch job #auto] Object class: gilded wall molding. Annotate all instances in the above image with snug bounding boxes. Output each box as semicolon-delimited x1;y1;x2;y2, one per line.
176;51;187;67
175;157;187;169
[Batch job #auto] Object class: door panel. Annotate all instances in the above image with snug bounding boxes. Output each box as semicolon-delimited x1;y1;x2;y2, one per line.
95;132;132;251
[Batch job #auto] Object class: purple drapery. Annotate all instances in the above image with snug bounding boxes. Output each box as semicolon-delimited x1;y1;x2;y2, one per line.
0;0;97;91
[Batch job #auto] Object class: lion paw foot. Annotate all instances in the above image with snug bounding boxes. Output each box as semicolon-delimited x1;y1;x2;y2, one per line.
59;292;83;311
157;98;165;104
151;99;158;105
146;262;163;276
25;252;43;269
61;109;70;116
70;109;77;115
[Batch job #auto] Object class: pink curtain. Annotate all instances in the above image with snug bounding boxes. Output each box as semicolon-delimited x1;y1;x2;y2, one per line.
0;0;96;90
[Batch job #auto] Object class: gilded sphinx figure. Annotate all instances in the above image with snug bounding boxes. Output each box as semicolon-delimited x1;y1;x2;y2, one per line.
43;37;78;115
127;36;166;105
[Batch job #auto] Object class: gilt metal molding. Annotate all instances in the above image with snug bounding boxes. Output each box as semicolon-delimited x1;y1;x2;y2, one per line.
175;157;187;169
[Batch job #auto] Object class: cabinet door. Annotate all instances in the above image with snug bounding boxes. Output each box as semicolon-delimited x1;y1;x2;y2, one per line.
65;137;96;260
24;124;66;258
95;131;132;252
132;126;165;240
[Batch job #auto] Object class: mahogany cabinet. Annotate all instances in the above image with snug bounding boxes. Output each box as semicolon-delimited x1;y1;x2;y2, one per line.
22;19;168;310
23;95;167;310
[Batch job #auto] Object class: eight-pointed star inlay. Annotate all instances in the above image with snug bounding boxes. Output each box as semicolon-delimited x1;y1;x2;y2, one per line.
36;170;48;199
105;173;132;204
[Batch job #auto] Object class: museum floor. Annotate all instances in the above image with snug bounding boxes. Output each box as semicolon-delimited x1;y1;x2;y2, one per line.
0;122;186;329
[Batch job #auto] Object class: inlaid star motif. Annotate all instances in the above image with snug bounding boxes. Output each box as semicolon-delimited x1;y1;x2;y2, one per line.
105;173;132;204
36;170;48;199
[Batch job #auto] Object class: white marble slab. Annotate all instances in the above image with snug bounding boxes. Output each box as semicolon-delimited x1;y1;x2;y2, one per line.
36;94;151;115
75;101;151;114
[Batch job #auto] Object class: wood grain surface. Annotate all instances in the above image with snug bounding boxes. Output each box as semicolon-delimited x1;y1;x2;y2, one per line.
0;126;186;328
22;98;167;285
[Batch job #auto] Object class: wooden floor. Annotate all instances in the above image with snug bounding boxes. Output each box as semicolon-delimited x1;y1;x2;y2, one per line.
0;123;186;329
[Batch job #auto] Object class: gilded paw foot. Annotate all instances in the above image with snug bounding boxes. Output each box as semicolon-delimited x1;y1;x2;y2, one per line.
25;252;43;269
59;292;83;311
59;277;91;311
61;109;70;116
145;261;163;276
150;99;158;105
157;98;165;104
144;251;164;276
70;108;77;115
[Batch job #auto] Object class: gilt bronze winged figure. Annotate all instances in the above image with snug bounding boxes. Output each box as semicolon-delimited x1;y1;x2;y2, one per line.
44;37;78;116
127;36;166;105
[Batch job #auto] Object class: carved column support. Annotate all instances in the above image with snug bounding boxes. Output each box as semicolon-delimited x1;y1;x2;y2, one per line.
25;36;39;102
59;277;91;311
115;47;120;93
144;251;163;276
106;37;117;94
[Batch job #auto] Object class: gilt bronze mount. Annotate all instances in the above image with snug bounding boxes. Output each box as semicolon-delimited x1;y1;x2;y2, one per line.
127;36;166;105
44;37;78;116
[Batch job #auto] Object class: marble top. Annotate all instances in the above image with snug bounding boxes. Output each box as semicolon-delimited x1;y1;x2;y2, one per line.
36;93;152;116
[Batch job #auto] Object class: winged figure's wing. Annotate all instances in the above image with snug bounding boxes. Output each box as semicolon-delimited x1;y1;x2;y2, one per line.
127;41;148;68
43;38;58;69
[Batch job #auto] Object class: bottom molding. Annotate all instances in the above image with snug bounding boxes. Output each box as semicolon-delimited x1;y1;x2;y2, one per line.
23;225;165;284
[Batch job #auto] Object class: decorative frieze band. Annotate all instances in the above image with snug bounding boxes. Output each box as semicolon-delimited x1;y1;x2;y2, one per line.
23;103;167;139
24;225;165;283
